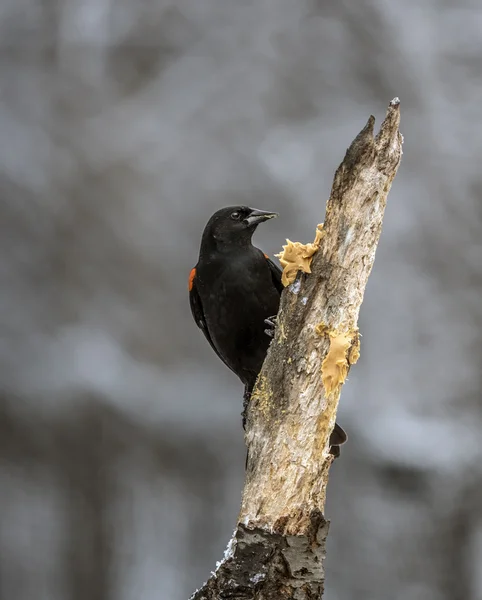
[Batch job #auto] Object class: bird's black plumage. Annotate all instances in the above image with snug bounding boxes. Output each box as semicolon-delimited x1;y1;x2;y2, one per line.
189;205;346;454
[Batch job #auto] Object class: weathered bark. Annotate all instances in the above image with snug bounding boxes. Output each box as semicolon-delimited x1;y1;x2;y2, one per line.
191;98;403;600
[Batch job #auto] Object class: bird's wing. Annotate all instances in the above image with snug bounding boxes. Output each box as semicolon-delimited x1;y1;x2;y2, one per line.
189;267;236;374
264;255;284;295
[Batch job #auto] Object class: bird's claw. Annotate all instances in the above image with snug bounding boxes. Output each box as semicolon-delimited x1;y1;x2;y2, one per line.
264;315;277;338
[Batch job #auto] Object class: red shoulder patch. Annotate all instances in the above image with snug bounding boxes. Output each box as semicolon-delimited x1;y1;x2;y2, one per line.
264;253;269;259
188;268;196;291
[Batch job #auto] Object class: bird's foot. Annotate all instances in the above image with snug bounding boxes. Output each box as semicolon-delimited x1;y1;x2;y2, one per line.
242;388;252;429
264;315;278;338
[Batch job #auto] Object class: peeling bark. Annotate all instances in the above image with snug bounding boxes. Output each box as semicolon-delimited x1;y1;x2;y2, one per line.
191;99;403;600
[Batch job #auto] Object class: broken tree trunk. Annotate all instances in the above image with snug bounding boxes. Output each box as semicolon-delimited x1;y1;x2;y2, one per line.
191;98;403;600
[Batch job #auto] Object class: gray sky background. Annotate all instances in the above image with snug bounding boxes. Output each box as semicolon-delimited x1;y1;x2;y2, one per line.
1;1;481;599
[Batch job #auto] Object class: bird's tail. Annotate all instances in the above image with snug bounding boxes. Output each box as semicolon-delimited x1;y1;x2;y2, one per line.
329;422;347;458
330;422;347;446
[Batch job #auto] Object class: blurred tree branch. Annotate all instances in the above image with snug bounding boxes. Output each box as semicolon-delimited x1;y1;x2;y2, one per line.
191;99;403;600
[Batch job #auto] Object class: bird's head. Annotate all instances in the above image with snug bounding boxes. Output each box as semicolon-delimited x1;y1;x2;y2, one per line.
202;205;278;249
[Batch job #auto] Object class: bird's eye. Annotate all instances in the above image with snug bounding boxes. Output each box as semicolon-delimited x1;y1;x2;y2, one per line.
230;211;241;220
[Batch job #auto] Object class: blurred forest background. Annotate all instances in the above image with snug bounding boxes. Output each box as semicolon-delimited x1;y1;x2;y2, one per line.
1;1;482;599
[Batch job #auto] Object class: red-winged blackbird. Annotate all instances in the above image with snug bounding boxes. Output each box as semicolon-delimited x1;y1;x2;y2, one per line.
189;206;346;455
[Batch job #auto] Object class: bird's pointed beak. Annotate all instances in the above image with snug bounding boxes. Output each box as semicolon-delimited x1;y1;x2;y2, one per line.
245;208;278;227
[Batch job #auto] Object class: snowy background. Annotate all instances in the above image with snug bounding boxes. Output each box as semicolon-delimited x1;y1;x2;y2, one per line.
1;1;482;599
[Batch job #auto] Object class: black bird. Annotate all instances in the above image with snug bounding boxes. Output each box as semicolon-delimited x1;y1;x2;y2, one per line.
189;206;346;455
